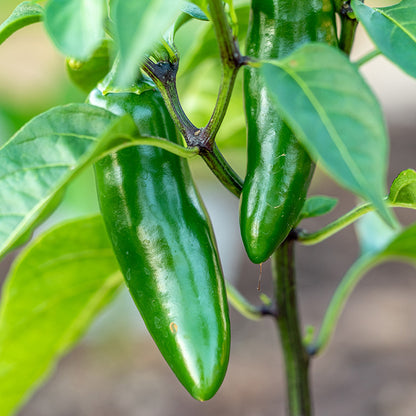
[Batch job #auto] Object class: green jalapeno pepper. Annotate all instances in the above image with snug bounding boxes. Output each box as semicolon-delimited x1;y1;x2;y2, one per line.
89;76;230;401
240;0;338;263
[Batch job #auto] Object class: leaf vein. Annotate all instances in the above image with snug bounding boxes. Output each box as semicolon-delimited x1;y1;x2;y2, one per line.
377;8;416;43
0;163;71;182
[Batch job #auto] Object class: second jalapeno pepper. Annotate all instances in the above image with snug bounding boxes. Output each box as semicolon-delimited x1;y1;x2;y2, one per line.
240;0;338;263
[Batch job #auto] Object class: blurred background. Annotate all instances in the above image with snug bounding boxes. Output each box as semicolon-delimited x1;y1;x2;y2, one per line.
0;0;416;415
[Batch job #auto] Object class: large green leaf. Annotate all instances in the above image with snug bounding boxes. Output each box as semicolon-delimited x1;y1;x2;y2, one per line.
44;0;105;60
0;215;122;416
261;43;394;225
0;103;137;259
0;1;43;45
113;0;184;85
351;0;416;78
389;169;416;208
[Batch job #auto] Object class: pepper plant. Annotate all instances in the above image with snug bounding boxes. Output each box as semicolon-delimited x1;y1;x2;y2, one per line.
0;0;415;415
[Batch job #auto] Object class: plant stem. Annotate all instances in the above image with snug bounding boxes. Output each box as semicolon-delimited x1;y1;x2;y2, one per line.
204;64;240;146
336;0;359;56
297;199;415;245
200;143;243;197
143;59;244;196
225;281;264;321
339;15;358;55
297;203;373;245
272;240;311;416
204;0;244;145
206;0;241;69
143;59;199;141
97;137;200;161
143;0;245;197
355;49;381;67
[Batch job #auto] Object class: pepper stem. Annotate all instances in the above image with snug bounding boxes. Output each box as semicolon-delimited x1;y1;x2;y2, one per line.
142;0;245;197
200;144;243;197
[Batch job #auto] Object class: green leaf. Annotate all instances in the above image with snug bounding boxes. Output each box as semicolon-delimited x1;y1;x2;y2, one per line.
0;103;137;259
188;0;210;18
351;0;416;78
0;215;122;416
0;1;43;45
170;4;208;42
182;2;208;20
113;0;184;85
381;221;416;259
299;196;338;221
7;191;64;253
261;43;394;226
66;40;114;93
44;0;105;60
389;169;416;208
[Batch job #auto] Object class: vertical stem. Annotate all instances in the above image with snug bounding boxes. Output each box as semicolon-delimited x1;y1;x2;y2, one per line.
272;240;311;416
339;15;358;55
206;0;240;67
338;2;358;56
204;64;240;146
204;0;244;145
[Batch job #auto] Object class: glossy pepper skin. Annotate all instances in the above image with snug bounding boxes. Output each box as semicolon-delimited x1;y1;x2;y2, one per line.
89;81;230;401
240;0;338;263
